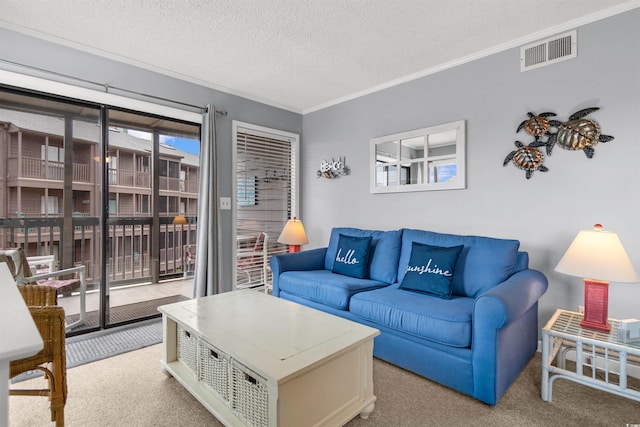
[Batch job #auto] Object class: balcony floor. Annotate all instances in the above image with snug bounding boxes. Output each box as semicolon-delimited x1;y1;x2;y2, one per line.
58;277;194;331
56;276;271;333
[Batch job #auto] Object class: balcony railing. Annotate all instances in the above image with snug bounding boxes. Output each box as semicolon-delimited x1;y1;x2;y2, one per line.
108;169;150;188
7;157;197;194
180;179;199;193
0;215;197;289
159;176;180;192
8;156;93;183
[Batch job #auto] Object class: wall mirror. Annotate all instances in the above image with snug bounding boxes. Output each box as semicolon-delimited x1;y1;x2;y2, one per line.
370;120;466;193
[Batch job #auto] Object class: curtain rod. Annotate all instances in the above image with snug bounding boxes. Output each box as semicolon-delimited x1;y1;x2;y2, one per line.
0;58;227;116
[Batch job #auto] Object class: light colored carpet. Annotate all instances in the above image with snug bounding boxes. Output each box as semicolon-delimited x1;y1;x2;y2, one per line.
9;345;639;426
12;319;162;383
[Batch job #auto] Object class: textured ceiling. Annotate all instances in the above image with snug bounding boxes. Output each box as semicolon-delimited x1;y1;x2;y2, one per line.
0;0;637;113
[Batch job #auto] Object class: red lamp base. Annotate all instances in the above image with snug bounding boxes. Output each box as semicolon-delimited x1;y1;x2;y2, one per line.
288;245;301;253
580;279;611;332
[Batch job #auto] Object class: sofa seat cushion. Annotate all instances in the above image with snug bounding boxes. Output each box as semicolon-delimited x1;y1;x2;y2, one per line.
349;284;474;347
278;270;389;310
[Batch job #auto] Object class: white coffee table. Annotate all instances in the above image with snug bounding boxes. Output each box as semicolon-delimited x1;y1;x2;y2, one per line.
159;290;379;427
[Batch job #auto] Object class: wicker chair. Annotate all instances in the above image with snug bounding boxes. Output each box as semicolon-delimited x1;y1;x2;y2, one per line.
0;247;87;330
10;284;67;427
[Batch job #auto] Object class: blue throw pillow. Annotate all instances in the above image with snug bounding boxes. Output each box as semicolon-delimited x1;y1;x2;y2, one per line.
399;242;464;299
331;234;372;279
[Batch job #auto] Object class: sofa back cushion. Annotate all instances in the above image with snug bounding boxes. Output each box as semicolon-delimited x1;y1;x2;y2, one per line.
398;229;520;298
325;228;402;284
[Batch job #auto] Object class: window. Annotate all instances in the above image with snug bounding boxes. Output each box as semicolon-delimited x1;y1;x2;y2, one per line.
137;194;149;215
108;198;117;215
159;160;167;177
180;170;186;192
108;154;118;185
42;145;64;161
157;196;180;215
159;159;179;178
41;195;59;215
233;121;299;289
168;161;179;178
159;159;181;191
137;156;149;173
159;196;167;214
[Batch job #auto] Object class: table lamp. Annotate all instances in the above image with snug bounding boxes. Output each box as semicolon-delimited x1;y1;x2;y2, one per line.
277;217;308;253
172;215;187;225
555;224;639;332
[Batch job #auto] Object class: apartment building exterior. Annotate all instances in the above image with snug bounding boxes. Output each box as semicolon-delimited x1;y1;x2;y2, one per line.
0;107;200;289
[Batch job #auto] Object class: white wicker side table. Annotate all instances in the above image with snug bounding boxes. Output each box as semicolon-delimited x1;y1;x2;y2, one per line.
541;308;640;403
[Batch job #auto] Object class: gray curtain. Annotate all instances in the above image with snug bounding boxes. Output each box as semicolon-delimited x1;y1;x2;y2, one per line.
193;105;222;298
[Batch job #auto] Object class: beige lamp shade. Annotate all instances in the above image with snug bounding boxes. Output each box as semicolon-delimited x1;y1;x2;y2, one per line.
555;225;639;283
277;217;309;245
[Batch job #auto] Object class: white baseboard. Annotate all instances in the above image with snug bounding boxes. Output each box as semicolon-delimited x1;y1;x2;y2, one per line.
536;339;640;379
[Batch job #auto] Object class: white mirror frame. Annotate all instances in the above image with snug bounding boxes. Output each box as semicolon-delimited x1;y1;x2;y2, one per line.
370;120;466;194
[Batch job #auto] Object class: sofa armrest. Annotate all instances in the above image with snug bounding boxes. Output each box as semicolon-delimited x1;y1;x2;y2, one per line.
474;269;548;327
270;248;327;297
471;268;548;404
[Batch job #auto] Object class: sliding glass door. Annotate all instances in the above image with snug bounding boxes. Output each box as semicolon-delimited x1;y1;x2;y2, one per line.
104;109;200;326
0;87;201;333
0;88;102;333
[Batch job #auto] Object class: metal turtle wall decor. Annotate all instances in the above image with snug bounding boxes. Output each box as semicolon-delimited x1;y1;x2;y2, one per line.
504;106;614;179
503;140;549;179
547;107;614;158
516;111;561;143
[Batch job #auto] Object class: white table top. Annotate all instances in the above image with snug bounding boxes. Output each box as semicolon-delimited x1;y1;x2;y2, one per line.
159;290;379;383
544;308;640;351
0;263;43;362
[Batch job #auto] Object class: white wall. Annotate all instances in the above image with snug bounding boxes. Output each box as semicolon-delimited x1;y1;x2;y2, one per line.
301;9;640;328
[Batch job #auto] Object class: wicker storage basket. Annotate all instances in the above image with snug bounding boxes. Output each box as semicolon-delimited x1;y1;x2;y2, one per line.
231;360;269;427
176;324;198;375
199;340;230;403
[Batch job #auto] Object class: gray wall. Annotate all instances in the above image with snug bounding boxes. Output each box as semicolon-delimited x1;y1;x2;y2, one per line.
0;28;303;290
302;9;640;328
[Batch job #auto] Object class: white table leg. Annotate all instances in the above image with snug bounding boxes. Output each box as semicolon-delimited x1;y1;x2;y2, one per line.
359;402;375;419
1;362;9;427
541;331;550;401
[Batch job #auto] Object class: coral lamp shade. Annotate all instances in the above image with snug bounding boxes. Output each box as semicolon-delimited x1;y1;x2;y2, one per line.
555;225;639;283
277;217;309;246
172;215;187;225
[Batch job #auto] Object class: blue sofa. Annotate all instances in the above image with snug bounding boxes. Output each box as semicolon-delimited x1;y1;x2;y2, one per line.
270;227;548;405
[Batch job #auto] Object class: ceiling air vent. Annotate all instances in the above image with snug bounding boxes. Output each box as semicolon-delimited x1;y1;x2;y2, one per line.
520;30;577;72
